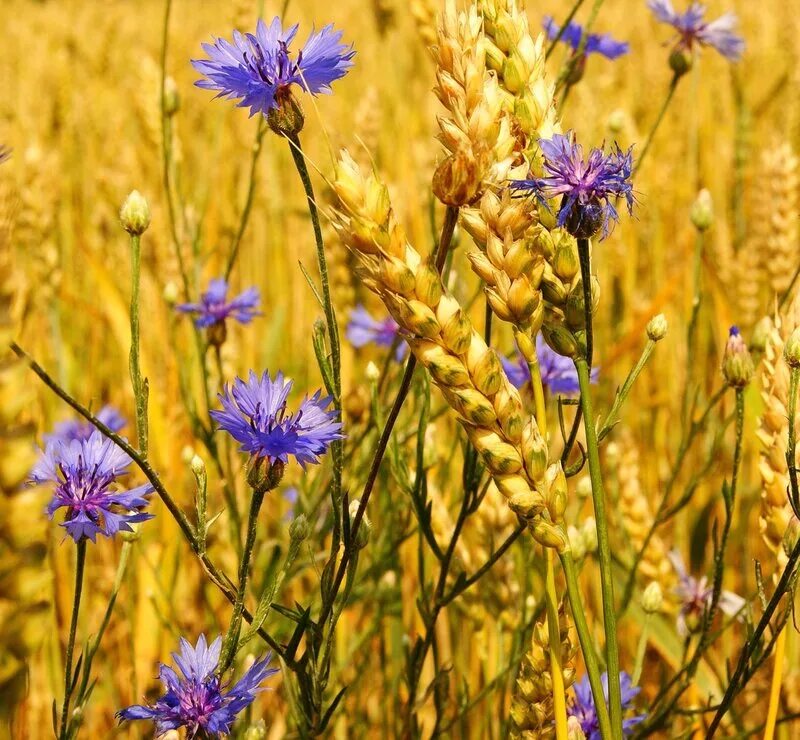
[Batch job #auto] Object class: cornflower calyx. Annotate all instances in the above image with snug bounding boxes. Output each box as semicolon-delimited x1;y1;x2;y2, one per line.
511;132;634;239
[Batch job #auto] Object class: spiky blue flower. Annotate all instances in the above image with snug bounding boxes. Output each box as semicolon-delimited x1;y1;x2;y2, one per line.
569;672;645;739
647;0;744;60
346;304;407;360
511;132;634;239
211;370;343;467
117;634;278;738
501;334;597;395
543;16;629;59
30;431;153;543
177;278;261;329
192;17;355;118
43;405;126;446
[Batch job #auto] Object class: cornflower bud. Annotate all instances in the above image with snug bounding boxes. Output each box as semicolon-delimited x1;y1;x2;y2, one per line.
190;454;206;478
647;313;668;342
366;361;381;382
289;514;310;542
266;87;305;136
669;47;693;77
348;499;372;549
641;581;664;614
163;281;180;306
722;326;755;387
120;190;151;236
247;458;285;494
689;188;714;232
784;327;800;368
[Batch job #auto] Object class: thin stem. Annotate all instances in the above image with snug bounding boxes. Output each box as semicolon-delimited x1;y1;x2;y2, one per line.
632;615;650;686
559;549;613;739
576;358;622;738
128;233;148;457
221;485;267;672
545;550;569;740
577;238;594;366
285;131;344;553
59;540;87;740
225;118;268;280
633;72;681;177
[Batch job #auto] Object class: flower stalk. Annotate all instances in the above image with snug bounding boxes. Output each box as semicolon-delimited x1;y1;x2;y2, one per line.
59;539;87;740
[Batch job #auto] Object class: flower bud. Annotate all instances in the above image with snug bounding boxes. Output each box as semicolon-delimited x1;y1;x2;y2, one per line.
785;327;800;368
207;320;227;348
190;454;206;478
289;513;310;542
646;314;668;342
164;76;180;117
365;361;381;382
163;281;179;306
721;326;755;388
267;87;305;135
689;189;713;232
641;582;664;614
120;190;151;235
749;317;772;355
575;477;592;501
668;46;693;77
247;457;285;494
243;720;267;740
181;445;195;464
607;109;626;135
119;521;141;543
348;500;371;549
580;517;598;553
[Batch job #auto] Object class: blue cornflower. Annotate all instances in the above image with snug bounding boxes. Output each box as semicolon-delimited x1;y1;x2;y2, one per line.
511;132;634;239
569;672;646;739
501;334;598;395
117;634;278;737
211;370;343;467
648;0;744;61
543;16;629;59
30;431;153;543
43;405;126;445
177;278;261;329
192;17;355;118
346;304;407;360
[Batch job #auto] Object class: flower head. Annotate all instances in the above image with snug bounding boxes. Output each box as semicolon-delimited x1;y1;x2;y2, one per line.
117;634;278;737
192;17;355;118
647;0;744;61
669;550;746;636
346;304;407;360
31;431;153;543
43;406;126;446
569;672;645;739
211;370;343;467
543;16;629;59
501;334;597;395
177;278;261;329
721;325;755;388
511;132;634;239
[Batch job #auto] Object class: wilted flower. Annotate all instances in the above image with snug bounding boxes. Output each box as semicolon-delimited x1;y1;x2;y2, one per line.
501;334;598;394
543;16;629;59
177;278;261;329
568;672;645;739
192;17;355;119
511;132;634;239
211;370;343;467
117;635;278;737
43;405;126;445
669;550;746;636
31;431;153;543
346;304;406;360
647;0;744;61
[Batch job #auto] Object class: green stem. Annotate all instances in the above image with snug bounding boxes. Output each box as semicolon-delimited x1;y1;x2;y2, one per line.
632;615;650;686
559;549;613;739
576;358;623;738
128;234;148;457
545;0;586;58
221;485;267;672
59;540;87;740
285;132;343;543
633;72;681;177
